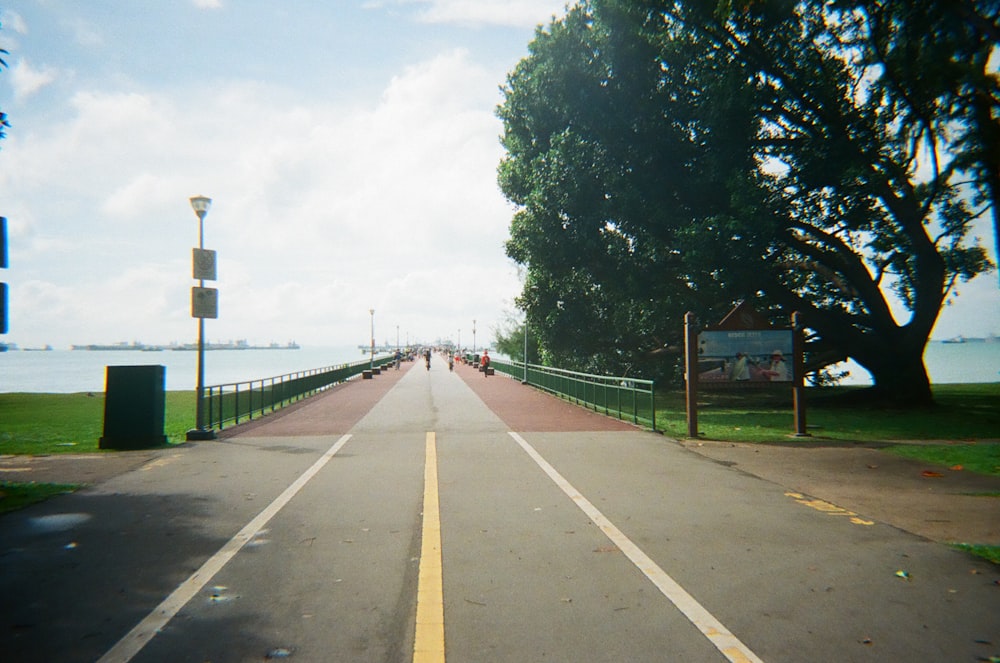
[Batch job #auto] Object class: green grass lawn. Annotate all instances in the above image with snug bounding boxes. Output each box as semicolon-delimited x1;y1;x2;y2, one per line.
0;391;196;455
655;382;999;443
0;481;81;515
653;383;1000;478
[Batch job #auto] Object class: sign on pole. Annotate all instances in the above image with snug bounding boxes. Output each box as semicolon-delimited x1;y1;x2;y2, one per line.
192;248;217;281
191;286;218;319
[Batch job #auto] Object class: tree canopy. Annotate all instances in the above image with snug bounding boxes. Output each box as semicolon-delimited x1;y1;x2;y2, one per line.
498;0;998;405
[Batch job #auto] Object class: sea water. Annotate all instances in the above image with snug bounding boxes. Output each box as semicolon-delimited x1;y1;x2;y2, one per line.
0;345;385;393
0;341;996;393
835;339;1000;386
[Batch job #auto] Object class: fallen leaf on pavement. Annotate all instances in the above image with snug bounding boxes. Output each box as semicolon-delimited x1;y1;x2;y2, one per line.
921;470;944;478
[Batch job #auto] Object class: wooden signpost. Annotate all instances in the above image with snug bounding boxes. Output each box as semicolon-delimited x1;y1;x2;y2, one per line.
684;302;808;438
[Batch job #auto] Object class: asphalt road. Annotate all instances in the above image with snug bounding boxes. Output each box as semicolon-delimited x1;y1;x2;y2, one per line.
1;358;997;662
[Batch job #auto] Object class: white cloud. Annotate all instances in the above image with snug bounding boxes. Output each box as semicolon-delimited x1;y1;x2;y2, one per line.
65;17;103;47
1;9;28;35
422;0;566;27
1;47;521;348
192;0;224;9
10;58;57;100
368;0;566;28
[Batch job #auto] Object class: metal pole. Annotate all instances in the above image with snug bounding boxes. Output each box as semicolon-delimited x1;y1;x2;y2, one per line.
196;317;205;429
369;309;375;370
792;311;809;436
522;319;528;384
684;312;698;438
188;197;215;441
195;212;205;432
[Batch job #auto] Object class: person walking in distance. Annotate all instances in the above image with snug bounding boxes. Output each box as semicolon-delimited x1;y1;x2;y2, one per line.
480;349;490;377
424;348;431;371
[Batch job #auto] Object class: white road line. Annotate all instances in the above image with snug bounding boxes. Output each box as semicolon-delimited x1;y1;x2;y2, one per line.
97;434;353;663
508;432;765;663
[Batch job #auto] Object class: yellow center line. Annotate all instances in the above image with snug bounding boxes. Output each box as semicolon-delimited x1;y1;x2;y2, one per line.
414;432;445;663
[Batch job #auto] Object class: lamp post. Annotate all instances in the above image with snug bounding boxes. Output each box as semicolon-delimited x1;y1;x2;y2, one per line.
369;308;375;370
472;319;477;355
187;195;215;441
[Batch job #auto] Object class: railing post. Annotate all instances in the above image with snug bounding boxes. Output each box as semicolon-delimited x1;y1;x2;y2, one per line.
206;386;214;430
650;382;656;431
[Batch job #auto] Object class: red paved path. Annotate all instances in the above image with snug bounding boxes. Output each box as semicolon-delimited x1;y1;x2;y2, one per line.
219;358;637;439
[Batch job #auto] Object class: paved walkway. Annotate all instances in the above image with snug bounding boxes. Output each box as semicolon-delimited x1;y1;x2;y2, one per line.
1;357;998;662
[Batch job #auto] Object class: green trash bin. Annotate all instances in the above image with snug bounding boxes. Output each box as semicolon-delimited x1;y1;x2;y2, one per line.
100;365;167;449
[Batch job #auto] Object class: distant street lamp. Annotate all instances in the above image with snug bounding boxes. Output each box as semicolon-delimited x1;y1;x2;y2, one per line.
187;195;216;441
369;308;375;370
472;319;477;355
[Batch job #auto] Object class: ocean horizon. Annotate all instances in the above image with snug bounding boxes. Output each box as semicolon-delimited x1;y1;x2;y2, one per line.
1;340;997;394
0;345;392;393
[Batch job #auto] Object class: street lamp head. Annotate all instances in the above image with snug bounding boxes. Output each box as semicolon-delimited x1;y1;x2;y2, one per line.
370;308;375;316
190;195;212;220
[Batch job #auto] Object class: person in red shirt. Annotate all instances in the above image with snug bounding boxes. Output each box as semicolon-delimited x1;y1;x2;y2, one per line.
480;349;490;377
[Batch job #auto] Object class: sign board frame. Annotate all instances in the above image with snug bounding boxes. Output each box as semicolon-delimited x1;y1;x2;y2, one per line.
684;304;807;438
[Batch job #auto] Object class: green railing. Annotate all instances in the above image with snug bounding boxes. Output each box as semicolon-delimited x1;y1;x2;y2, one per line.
490;359;657;430
203;355;395;430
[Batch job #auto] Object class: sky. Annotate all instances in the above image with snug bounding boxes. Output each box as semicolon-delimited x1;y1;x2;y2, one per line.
0;0;568;350
0;0;997;353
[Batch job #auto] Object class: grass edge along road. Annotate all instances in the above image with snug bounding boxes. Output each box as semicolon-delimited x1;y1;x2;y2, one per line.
1;385;998;562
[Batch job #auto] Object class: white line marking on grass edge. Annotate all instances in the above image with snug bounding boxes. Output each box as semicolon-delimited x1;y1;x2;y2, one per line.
508;432;764;663
97;434;354;663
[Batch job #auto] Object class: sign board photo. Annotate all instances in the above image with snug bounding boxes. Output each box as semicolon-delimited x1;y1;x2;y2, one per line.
697;329;794;383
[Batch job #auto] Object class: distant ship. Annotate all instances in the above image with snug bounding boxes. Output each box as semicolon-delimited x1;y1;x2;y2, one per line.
171;340;301;351
72;340;300;351
72;342;159;351
940;335;996;344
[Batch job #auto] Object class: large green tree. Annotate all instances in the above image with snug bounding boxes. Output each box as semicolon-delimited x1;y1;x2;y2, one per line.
498;0;997;405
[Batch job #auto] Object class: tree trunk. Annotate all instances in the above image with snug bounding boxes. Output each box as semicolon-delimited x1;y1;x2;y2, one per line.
851;339;934;408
